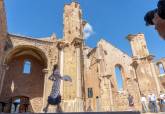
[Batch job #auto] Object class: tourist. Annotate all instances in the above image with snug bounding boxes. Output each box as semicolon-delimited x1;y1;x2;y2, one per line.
127;94;134;110
148;93;158;113
144;0;165;40
43;64;72;113
141;94;148;113
159;91;165;112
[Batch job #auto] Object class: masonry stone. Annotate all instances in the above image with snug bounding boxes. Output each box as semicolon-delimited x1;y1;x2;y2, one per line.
0;0;164;113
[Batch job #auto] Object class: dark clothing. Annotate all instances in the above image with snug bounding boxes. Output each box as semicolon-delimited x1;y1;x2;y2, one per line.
128;95;134;107
48;95;61;105
149;101;158;113
49;69;61;99
144;0;165;25
157;0;165;19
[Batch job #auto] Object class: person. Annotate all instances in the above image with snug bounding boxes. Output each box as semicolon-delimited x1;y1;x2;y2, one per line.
148;93;158;113
159;91;165;112
144;0;165;40
141;94;148;113
43;64;72;113
127;94;134;110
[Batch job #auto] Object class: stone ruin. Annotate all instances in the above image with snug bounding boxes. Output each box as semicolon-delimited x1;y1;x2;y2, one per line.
0;0;164;113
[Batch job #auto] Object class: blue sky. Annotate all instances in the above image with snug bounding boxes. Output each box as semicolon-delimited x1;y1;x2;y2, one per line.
4;0;165;60
115;67;123;91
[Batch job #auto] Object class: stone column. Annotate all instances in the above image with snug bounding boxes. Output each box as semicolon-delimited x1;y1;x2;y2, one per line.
76;46;82;98
0;64;8;95
41;68;48;112
131;60;142;95
146;55;160;95
0;39;5;75
59;48;64;96
150;62;161;94
72;38;83;99
72;38;84;112
107;76;113;111
97;45;110;111
57;41;68;97
98;76;111;111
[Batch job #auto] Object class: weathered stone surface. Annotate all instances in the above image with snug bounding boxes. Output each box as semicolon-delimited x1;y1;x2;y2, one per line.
0;1;164;113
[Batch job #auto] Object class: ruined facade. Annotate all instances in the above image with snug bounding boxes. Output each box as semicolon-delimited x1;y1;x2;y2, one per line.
0;0;165;113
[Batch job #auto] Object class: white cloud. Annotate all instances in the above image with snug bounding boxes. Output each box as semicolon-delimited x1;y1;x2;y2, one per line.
83;23;93;39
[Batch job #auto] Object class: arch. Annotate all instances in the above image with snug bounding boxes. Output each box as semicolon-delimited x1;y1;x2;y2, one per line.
114;64;125;91
0;45;48;112
156;62;165;76
3;45;47;67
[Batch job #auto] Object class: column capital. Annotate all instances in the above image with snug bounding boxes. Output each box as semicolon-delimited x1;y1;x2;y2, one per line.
71;37;83;48
146;55;155;61
132;54;155;61
126;33;144;41
57;40;69;50
102;74;112;79
130;60;138;69
42;68;48;74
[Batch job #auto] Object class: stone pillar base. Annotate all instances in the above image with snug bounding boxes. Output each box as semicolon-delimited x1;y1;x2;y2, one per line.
61;98;84;112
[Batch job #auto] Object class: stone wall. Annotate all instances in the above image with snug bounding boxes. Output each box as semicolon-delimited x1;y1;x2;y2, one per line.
0;55;44;112
127;34;161;95
63;2;83;42
96;39;141;111
154;58;165;89
85;48;100;112
63;45;77;99
0;34;60;112
0;0;8;90
0;1;164;113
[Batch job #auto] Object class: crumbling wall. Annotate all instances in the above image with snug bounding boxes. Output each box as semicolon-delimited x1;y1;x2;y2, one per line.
127;34;160;96
96;39;141;111
154;58;165;89
85;48;100;112
0;34;59;112
0;55;45;112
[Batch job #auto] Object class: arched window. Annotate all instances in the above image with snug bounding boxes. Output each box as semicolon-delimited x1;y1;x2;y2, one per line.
157;63;165;76
115;65;123;91
23;60;31;74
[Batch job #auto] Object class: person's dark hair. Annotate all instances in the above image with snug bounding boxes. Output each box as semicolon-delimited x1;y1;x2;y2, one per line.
157;0;165;19
144;0;165;26
144;9;157;26
53;64;58;71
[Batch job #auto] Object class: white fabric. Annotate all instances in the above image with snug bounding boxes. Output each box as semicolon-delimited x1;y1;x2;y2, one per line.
141;97;147;102
148;94;157;101
160;94;165;99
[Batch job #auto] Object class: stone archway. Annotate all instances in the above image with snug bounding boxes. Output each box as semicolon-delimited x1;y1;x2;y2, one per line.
0;45;47;113
112;64;129;111
156;62;165;76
